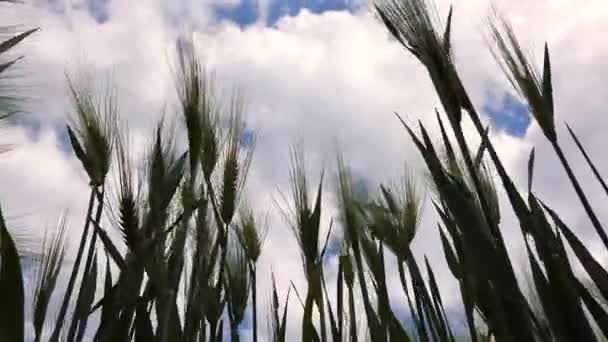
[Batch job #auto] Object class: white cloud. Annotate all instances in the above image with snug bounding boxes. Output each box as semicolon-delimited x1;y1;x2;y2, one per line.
3;0;608;339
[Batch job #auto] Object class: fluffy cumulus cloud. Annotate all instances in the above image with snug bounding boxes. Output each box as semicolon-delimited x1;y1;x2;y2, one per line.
2;0;608;340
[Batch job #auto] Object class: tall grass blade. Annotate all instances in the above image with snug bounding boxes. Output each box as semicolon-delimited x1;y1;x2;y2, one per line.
51;189;96;341
574;277;608;339
552;140;608;250
0;28;38;55
565;123;608;196
32;218;68;342
542;43;554;117
74;253;98;342
0;204;24;342
97;253;114;340
321;268;339;341
225;236;250;342
544;204;608;301
425;256;455;342
0;57;21;76
269;274;290;342
527;148;535;193
490;13;608;250
525;241;556;339
528;194;597;341
93;222;126;270
442;6;453;56
135;301;155;341
68;188;106;342
438;226;460;280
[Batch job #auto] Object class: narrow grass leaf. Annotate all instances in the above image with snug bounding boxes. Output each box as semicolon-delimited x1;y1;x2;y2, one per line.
443;6;453;56
135;301;155;341
0;205;24;342
575;277;608;339
565;123;608;196
436;110;457;168
0;57;21;74
32;219;67;341
527;148;535;194
93;223;126;270
438;225;460;280
542;43;554;116
67;125;93;180
474;126;490;169
75;254;98;342
544;204;608;301
0;28;38;55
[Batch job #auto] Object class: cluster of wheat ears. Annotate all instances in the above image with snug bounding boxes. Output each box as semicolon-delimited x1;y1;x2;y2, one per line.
1;0;608;341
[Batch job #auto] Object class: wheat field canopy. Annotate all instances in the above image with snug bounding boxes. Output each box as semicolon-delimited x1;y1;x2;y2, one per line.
1;0;608;341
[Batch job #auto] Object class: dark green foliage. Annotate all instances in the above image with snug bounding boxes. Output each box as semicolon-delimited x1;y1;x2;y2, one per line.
225;236;251;342
0;26;38;119
0;205;24;342
32;220;68;342
2;1;608;342
279;146;329;341
269;274;290;342
375;1;608;341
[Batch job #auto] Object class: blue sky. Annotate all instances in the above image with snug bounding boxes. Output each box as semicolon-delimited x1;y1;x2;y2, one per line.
483;92;530;138
53;0;361;27
213;0;360;27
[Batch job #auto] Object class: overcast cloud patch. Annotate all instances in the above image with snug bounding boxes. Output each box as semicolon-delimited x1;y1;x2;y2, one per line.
46;0;111;24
